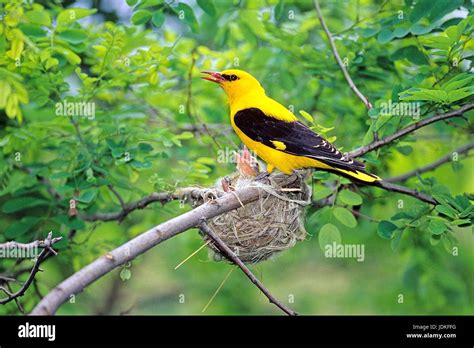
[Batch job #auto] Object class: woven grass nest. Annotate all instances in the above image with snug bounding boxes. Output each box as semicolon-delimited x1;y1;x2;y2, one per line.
192;149;311;264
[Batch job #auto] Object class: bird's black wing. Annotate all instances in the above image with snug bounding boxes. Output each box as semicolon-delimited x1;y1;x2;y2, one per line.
234;107;366;173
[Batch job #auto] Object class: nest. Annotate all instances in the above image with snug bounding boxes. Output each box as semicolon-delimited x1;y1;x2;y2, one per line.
192;171;311;264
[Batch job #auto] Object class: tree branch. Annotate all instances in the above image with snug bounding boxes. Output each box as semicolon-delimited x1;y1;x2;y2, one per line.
348;104;474;158
314;0;372;109
371;180;437;205
79;187;212;222
0;232;62;305
199;220;297;316
386;143;474;183
30;174;300;315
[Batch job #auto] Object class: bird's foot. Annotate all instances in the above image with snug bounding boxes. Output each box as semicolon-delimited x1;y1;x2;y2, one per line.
255;171;270;183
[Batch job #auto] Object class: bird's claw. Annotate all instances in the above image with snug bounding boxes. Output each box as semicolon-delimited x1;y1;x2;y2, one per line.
255;171;270;182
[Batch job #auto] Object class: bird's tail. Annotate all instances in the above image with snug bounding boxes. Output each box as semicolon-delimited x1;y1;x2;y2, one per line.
317;156;381;183
333;167;381;183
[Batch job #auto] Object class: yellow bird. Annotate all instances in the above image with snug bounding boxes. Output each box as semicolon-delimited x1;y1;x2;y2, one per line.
201;69;380;183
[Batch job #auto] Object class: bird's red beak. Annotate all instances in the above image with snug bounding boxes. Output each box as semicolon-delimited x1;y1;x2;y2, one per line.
201;71;225;83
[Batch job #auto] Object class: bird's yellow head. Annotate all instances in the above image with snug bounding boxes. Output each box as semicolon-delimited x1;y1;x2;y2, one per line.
201;69;265;102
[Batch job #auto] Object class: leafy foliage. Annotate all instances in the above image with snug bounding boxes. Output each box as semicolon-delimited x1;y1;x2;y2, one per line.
0;0;472;315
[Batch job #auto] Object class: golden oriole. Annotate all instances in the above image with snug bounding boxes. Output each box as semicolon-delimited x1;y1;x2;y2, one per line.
201;69;380;183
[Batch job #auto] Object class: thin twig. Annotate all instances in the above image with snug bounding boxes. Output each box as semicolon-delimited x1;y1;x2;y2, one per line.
386;143;474;183
107;184;126;209
334;0;389;35
6;283;25;314
185;48;197;125
348;104;474;158
351;209;380;222
371;180;437;205
314;0;372;109
185;48;222;149
199;220;297;316
0;232;62;305
80;187;211;222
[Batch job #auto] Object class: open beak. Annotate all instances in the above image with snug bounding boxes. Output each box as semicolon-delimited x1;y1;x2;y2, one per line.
201;71;225;83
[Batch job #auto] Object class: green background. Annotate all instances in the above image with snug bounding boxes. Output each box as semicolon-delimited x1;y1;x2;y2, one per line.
0;0;473;315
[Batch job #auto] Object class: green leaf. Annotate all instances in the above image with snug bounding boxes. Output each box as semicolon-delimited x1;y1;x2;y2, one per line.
56;8;97;29
19;23;46;39
450;219;471;226
409;0;432;23
391;46;428;65
138;143;153;152
396;145;413;155
2;197;48;213
313;187;334;201
25;10;52;26
299;110;313;122
175;131;194;140
435;204;457;219
45;57;59;70
53;46;81;65
50;172;70;180
430;233;443;246
57;29;88;44
176;3;199;32
131;10;152;25
111;148;124;158
126;0;138;6
318;223;341;252
428;0;463;22
76;189;97;204
391;212;411;220
5;216;40;238
151;11;165;27
241;10;266;38
410;24;434;35
428;220;448;235
361;27;379;38
391;229;404;251
368;107;380;118
400;88;449;103
131;160;152;169
333;207;357;228
275;0;285;20
313;172;330;180
392;27;410;39
447;88;474;103
424;33;454;47
197;157;216;165
197;0;216;17
441;73;473;92
337;190;363;206
120;268;131;281
378;220;398;239
377;29;393;44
